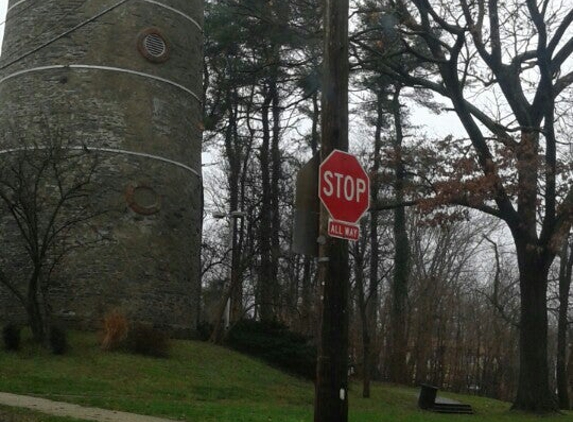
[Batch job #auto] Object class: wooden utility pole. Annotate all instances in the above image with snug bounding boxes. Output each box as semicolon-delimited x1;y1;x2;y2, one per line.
314;0;350;420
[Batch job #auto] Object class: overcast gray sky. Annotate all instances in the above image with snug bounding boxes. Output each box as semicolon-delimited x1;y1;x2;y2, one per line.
0;1;6;51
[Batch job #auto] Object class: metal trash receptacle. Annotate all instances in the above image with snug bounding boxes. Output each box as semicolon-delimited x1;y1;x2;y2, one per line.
418;383;438;409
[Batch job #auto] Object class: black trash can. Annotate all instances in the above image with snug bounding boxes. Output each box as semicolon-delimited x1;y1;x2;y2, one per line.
418;383;438;409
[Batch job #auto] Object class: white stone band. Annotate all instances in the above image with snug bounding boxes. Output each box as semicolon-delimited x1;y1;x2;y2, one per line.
0;146;202;178
6;0;27;14
7;0;203;31
140;0;202;31
0;64;202;103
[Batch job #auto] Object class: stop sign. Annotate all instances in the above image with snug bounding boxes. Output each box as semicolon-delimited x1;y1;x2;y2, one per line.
319;150;370;224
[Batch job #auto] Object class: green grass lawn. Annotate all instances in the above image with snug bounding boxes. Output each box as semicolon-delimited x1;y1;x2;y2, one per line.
0;332;570;421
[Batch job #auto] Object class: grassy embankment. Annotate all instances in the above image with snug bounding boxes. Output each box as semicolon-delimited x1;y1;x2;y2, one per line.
0;332;570;421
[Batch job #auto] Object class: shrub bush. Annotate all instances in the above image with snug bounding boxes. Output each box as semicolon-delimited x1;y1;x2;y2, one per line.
226;320;316;380
2;324;21;352
196;321;214;341
125;324;170;358
101;310;129;351
49;326;68;355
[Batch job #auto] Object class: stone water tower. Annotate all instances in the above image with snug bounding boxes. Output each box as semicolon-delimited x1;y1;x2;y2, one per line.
0;0;203;335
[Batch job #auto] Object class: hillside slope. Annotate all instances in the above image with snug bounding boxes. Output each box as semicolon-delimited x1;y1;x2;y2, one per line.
0;333;568;421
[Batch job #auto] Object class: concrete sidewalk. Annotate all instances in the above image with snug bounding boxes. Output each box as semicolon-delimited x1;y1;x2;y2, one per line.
0;392;178;422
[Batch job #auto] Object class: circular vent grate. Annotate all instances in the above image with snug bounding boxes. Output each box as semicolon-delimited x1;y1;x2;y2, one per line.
143;33;167;58
137;28;170;63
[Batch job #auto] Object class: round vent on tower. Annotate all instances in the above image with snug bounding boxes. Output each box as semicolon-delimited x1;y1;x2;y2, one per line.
137;28;170;63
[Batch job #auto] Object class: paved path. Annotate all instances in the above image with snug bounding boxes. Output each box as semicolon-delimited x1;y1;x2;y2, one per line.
0;392;178;422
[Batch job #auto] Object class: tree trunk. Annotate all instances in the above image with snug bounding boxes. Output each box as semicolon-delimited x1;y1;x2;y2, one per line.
361;90;384;398
388;85;409;385
568;341;573;405
259;88;274;322
227;84;244;325
209;83;245;340
512;245;557;412
27;299;46;344
557;238;573;409
229;215;242;323
361;315;372;398
26;268;48;344
353;239;371;398
509;129;558;413
270;74;281;319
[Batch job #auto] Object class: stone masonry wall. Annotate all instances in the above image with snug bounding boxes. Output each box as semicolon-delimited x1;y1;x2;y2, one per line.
0;0;203;336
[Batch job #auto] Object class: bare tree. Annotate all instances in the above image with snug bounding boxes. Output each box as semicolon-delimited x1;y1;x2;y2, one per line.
556;235;573;409
0;128;101;344
374;0;573;412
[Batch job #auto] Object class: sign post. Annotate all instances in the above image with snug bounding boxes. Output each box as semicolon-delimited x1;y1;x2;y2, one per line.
314;0;350;420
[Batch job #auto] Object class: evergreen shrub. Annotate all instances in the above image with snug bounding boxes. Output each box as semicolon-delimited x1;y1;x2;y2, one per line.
196;320;214;341
2;324;21;352
226;320;316;380
126;324;170;358
49;326;68;355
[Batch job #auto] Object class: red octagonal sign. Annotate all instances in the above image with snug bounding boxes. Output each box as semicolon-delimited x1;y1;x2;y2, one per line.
319;150;370;225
